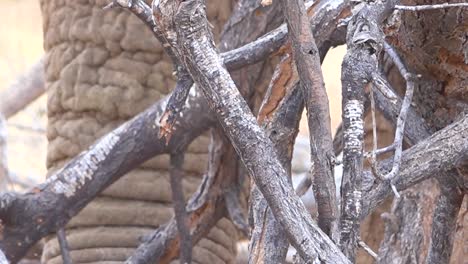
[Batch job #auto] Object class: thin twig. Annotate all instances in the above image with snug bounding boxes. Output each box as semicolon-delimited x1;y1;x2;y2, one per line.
57;228;73;264
358;239;378;260
395;2;468;11
7;123;46;134
370;42;419;198
169;152;191;264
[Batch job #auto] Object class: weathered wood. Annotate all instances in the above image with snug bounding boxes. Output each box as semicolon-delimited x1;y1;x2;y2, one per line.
280;0;338;241
0;57;45;119
127;0;285;262
169;152;191;264
249;55;303;264
338;0;398;258
0;0;349;260
153;0;349;262
425;173;464;264
56;229;72;264
362;114;468;216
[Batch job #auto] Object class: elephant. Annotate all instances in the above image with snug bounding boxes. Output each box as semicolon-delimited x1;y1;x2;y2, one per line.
39;0;240;263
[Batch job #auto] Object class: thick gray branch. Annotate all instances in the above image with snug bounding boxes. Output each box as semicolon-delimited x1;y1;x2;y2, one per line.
280;0;339;241
155;0;349;262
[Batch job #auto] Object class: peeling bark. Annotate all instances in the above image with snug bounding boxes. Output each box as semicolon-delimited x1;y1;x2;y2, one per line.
249;55;303;264
153;0;349;262
338;0;398;258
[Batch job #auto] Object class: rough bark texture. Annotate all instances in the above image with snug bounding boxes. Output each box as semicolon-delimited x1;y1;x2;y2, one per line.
39;0;237;263
249;55;302;264
374;0;468;261
280;0;338;241
154;0;350;262
338;0;396;259
425;173;464;264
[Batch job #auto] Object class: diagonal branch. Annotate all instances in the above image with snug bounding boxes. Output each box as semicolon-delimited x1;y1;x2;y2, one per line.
0;57;45;119
362;114;468;217
249;54;303;264
425;172;464;264
169;152;191;263
338;0;400;259
154;0;349;262
0;0;350;260
279;0;338;241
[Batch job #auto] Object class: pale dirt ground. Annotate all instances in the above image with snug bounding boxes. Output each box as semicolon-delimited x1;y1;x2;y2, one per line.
0;0;345;188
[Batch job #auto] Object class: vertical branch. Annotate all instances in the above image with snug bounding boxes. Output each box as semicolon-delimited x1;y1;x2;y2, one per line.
426;173;464;264
338;0;399;259
250;54;303;263
169;152;191;264
340;53;366;260
279;0;338;240
154;0;349;262
56;228;73;264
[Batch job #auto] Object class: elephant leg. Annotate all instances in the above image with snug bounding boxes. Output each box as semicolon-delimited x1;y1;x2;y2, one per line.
39;0;238;263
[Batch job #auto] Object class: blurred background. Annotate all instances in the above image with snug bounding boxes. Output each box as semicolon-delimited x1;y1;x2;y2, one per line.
0;0;345;190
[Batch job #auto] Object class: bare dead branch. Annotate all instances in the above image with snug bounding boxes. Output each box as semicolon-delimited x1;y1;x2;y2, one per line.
249;54;303;264
153;0;349;262
0;57;45;119
56;228;72;264
280;0;339;241
339;0;400;259
362;114;468;217
128;0;283;261
169;152;191;264
127;128;234;264
0;87;213;262
358;239;378;260
0;4;308;259
395;2;468;11
369;42;419;197
371;72;432;145
426;173;464;264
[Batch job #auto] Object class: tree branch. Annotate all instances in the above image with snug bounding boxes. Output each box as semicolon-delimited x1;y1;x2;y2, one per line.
56;228;72;264
280;0;339;241
169;152;191;264
362;114;468;217
0;57;45;119
249;54;303;264
425;172;464;264
154;0;349;262
395;2;468;11
338;0;398;258
0;7;303;260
